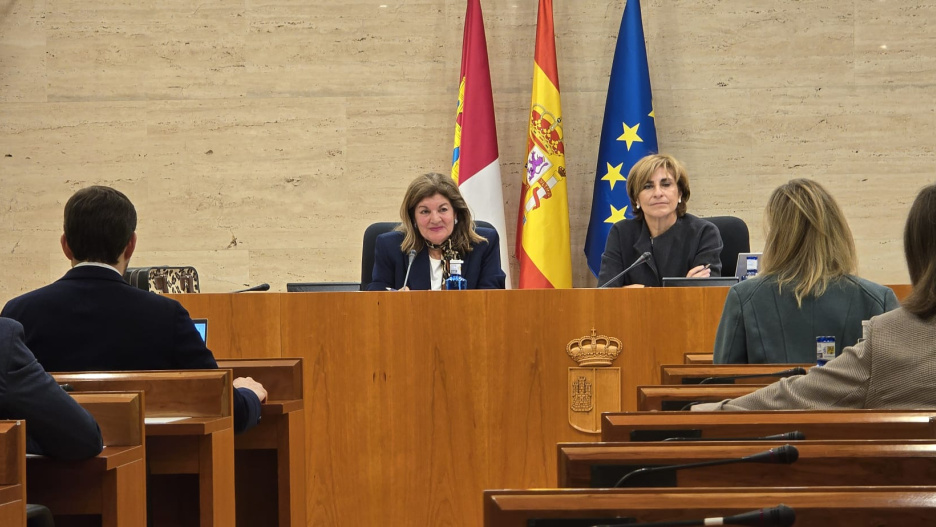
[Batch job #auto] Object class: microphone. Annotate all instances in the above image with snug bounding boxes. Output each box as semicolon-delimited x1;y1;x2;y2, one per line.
662;431;806;442
598;252;652;288
698;367;807;385
612;445;798;488
402;250;417;290
594;504;795;527
231;283;270;293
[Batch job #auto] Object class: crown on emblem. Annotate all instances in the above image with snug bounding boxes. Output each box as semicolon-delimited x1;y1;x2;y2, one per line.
566;328;622;367
529;104;565;156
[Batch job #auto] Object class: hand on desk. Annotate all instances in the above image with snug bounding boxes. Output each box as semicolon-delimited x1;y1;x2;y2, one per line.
623;284;645;288
234;376;268;403
686;264;712;278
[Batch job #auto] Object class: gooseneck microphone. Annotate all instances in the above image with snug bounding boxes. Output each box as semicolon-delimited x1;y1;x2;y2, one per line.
401;250;417;290
612;445;799;488
593;504;796;527
598;252;652;288
698;367;807;385
662;431;806;442
231;283;271;293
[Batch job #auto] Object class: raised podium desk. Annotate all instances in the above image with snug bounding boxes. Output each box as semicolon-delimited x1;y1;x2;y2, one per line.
171;286;909;527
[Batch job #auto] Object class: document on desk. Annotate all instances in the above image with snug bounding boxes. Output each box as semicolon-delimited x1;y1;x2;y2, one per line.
144;417;191;424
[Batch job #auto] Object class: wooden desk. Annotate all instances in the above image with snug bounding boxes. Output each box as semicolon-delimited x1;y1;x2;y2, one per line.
484;487;936;526
171;286;912;526
0;421;25;527
557;439;936;488
683;353;713;364
637;384;765;411
660;363;812;384
602;410;936;442
217;358;306;527
27;391;146;527
52;371;234;527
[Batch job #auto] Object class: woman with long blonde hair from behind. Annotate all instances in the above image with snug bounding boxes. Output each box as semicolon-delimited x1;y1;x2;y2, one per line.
713;179;898;364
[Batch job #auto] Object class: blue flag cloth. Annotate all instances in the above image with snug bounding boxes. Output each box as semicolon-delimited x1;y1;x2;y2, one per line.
584;0;659;277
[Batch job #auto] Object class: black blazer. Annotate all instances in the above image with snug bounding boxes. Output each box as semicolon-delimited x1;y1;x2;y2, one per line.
597;214;724;287
366;227;506;291
1;266;261;433
0;317;102;460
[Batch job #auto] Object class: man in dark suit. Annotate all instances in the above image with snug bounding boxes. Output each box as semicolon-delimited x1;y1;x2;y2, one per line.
1;186;266;433
0;317;103;460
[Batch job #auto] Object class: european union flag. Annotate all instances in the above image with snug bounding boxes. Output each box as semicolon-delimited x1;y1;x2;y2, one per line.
584;0;658;277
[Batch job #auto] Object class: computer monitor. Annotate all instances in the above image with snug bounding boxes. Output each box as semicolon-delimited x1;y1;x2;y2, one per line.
192;318;208;343
734;252;762;279
662;277;740;287
286;282;361;292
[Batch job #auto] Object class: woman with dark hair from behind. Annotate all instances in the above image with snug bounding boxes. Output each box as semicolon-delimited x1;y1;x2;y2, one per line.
713;178;898;364
695;183;936;411
367;172;506;291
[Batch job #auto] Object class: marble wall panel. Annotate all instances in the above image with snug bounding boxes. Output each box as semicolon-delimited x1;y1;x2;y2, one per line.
2;0;934;305
643;0;856;90
0;0;48;103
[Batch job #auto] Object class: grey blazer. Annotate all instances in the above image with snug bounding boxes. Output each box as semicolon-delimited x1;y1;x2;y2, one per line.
597;214;723;287
713;274;899;364
696;307;936;411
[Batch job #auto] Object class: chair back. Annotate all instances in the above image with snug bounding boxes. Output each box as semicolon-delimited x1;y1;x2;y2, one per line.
703;216;750;275
360;220;495;290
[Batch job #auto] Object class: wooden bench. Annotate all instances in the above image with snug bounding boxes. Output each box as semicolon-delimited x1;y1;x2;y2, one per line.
0;421;25;527
52;371;235;527
637;384;765;411
27;391;146;527
683;353;713;364
558;439;936;488
483;487;936;526
601;410;936;442
217;358;306;527
661;364;812;385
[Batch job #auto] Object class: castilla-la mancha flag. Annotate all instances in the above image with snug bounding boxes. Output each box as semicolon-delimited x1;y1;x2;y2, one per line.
452;0;512;288
515;0;572;289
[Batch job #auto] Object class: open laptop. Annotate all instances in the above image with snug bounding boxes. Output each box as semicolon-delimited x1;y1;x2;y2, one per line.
734;252;762;279
192;318;208;343
286;282;361;292
662;277;740;287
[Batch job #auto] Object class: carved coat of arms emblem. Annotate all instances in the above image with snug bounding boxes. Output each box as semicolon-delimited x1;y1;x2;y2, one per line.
567;329;622;434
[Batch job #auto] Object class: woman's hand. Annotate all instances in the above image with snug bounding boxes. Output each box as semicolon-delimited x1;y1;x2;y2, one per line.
623;284;645;288
686;264;712;278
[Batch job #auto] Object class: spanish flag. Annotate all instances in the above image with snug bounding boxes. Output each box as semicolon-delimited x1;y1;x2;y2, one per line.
452;0;512;288
516;0;572;289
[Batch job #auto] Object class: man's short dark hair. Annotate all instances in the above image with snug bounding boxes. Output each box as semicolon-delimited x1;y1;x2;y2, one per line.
64;186;137;264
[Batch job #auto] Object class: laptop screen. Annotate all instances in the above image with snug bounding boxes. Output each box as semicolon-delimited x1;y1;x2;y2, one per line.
662;277;740;287
734;253;763;279
192;318;208;343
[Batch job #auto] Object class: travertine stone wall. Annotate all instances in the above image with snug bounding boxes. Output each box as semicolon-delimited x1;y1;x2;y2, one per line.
1;0;928;304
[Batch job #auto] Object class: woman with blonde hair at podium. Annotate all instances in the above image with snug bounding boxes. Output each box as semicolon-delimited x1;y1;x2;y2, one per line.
367;172;506;291
713;178;898;365
697;183;936;410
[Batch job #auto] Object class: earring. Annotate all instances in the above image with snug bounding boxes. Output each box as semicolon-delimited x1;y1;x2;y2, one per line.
454;218;459;224
635;205;640;210
678;199;682;203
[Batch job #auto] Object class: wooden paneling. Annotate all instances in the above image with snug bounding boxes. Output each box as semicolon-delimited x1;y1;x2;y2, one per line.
173;287;913;526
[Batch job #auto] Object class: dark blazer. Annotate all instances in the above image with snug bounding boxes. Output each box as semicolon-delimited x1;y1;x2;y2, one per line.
0;317;102;460
713;274;899;364
1;265;261;433
366;227;506;291
597;214;723;287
